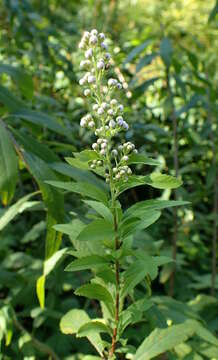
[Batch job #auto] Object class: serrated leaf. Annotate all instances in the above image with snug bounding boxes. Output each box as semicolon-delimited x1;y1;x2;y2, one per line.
134;320;197;360
46;180;108;204
65;255;108;272
0;122;18;205
60;309;104;356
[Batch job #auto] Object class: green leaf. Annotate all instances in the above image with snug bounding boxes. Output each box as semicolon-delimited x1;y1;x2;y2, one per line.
208;0;218;22
77;219;114;243
0;122;18;205
46;181;108;204
65;255;109;272
124;39;152;64
23;152;64;259
10;109;71;139
77;320;111;337
60;309;104;356
121;211;161;238
124;199;189;219
44;248;68;276
0;192;39;231
117;174;182;196
127;153;161;166
160;37;173;67
36;275;45;309
83;200;113;223
75;283;114;315
136;52;158;72
0;64;34;99
133;320;197;360
121;255;173;299
0;85;25;111
132;77;159;99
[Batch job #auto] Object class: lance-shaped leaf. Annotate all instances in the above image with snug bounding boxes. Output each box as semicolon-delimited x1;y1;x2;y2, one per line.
124;199;189;219
65;255;109;272
75;283;114;316
133;320;197;360
0;122;18;205
83;200;113;223
76;219;114;243
46;180;108;204
117;173;182;196
127;153;161;166
0;64;34;99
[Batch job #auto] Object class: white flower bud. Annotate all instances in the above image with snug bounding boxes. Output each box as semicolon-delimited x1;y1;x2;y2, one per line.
98;32;105;40
84;89;91;96
118;145;123;151
92;143;98;150
112;149;118;157
97;60;105;69
80;118;87;127
116;173;121;180
120;170;125;176
107;109;114;116
97;138;103;144
86;114;92;121
80;60;86;68
88;75;96;83
133;149;138;154
78;41;85;49
100;149;106;156
122;121;129;130
110;99;117;106
122;155;129;162
105;125;109;130
113;167;118;174
101;142;107;149
117;82;122;89
91;29;98;36
118;104;124;112
89;35;98;45
108;78;117;86
127;168;132;175
90;164;95;169
95;129;100;135
127;144;133;151
103;86;108;94
89;121;95;128
109;120;116;128
85;48;93;59
97;160;102;166
97;107;104;115
101;42;108;49
93;104;98;111
102;102;108;109
83;31;90;40
106;178;110;183
79;78;86;86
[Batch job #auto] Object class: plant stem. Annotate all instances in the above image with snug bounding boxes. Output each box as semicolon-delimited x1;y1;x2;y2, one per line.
109;185;120;358
166;66;179;296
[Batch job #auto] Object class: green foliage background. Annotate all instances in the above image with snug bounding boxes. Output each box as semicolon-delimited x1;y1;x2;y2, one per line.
0;0;217;359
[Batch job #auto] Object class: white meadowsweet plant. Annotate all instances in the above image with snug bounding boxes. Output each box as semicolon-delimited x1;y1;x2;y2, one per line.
50;30;190;360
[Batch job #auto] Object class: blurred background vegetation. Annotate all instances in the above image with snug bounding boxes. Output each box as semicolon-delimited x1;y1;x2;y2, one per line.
0;0;217;359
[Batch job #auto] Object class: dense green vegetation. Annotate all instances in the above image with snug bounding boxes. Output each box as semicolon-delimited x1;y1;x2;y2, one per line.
0;1;217;359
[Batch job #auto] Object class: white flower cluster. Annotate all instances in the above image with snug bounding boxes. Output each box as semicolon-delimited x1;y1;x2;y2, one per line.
78;29;137;183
